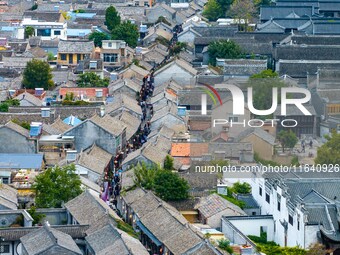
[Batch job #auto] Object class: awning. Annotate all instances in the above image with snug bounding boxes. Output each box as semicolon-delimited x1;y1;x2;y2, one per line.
136;220;162;246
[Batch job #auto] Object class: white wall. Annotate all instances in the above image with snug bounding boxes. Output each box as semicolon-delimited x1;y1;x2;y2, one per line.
250;177;307;248
227;217;275;241
155;64;194;86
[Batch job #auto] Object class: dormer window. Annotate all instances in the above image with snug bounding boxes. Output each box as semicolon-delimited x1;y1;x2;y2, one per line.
89;61;97;69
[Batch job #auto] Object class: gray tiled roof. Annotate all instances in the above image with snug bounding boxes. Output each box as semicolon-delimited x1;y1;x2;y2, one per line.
117;111;140;140
86;224;129;255
90;114;126;137
236;194;260;209
58;40;94;54
77;144;112;174
64;191;112;225
3;121;30;138
23;11;62;22
236;127;275;145
276;45;340;61
124;189;213;255
20;224;82;255
274;104;316;116
0;185;18;210
195;193;246;219
0;225;88;242
260;6;314;21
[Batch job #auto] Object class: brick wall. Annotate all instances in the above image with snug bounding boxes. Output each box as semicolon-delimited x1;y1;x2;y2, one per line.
0;106;101;124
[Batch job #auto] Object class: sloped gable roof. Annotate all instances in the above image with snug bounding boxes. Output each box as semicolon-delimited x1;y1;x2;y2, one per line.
20;224;82;255
14;92;42;106
3;121;29;138
90;114;126;137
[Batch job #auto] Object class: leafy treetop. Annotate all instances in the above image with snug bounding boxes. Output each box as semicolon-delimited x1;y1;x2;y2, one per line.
277;130;298;153
247;70;286;119
208;39;244;66
33;164;82;208
133;158;190;201
23;59;54;90
105;6;121;31
315;131;340;165
89;31;109;48
77;72;110;87
111;21;139;48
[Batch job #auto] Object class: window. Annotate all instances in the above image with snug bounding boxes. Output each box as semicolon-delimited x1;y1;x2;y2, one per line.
289;215;293;226
108;42;112;47
89;61;97;69
265;193;270;203
252;211;256;216
96;89;103;98
0;245;9;253
297;214;300;230
259;186;263;196
37;28;51;37
54;30;61;35
229;116;238;122
60;54;67;61
298;221;300;230
277;194;281;211
41;108;51;118
103;53;118;63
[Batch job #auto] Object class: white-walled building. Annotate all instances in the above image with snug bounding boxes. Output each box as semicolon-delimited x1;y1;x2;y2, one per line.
246;172;340;250
18;18;67;40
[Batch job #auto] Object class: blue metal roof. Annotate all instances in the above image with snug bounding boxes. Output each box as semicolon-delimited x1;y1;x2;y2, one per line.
0;154;43;169
1;27;16;31
136;220;162;246
63;116;82;126
29;125;42;137
67;29;92;37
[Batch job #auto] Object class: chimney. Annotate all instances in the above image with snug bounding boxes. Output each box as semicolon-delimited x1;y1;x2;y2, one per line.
100;105;105;117
41;108;51;118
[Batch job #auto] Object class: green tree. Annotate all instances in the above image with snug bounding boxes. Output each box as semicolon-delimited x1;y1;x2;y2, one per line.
47;52;55;61
89;31;109;48
208;39;243;66
315;131;340;165
24;26;35;38
170;42;187;55
0;103;9;112
164;155;174;171
60;11;71;20
203;0;223;21
277;130;298;152
217;0;233;16
156;16;171;26
105;6;121;31
30;3;38;10
154;170;189;201
133;162;160;190
111;21;139;48
217;239;233;254
254;0;272;13
23;59;54;90
305;243;330;255
77;72;110;87
27;206;45;225
227;0;256;30
33;164;82;208
247;70;286;119
232;181;251;194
